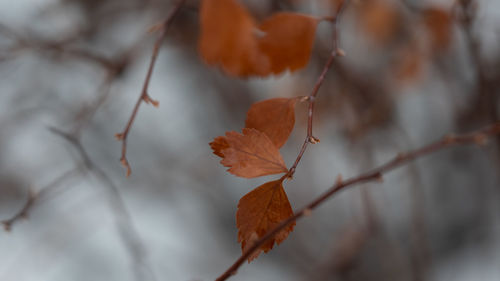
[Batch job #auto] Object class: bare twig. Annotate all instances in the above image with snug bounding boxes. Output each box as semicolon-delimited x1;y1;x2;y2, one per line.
215;122;500;280
49;127;156;281
1;168;82;231
0;23;116;69
115;0;186;177
281;1;346;180
72;70;118;136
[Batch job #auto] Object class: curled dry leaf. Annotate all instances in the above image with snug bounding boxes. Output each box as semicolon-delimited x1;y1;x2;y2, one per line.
210;128;287;178
199;0;321;77
245;97;298;148
237;179;295;261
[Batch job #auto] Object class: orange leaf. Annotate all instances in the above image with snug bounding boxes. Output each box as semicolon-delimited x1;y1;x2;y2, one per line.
237;179;295;261
209;136;230;158
357;0;401;44
211;128;288;178
245;97;298;148
199;0;269;77
199;0;321;77
258;13;320;75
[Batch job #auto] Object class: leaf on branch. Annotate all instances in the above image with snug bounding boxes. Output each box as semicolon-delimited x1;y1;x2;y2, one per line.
245;97;298;148
199;0;321;77
210;128;288;178
237;179;295;261
257;13;320;75
199;0;268;77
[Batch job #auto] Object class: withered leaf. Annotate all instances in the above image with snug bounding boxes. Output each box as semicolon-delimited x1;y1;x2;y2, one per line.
245;97;298;148
199;0;321;77
357;0;401;44
258;13;320;75
211;128;288;178
199;0;269;77
209;136;230;158
237;179;295;261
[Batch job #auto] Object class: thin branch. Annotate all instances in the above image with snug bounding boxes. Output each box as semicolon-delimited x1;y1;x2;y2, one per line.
115;0;186;177
215;122;500;280
49;127;157;281
72;70;118;136
282;1;346;180
1;167;82;232
0;23;118;70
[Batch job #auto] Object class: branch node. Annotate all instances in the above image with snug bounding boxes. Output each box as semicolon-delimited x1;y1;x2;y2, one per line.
2;221;11;232
308;136;320;144
143;94;160;107
120;157;131;177
303;208;312;216
298;96;309;103
335;174;343;185
286;167;296;180
115;133;125;141
336;48;346;57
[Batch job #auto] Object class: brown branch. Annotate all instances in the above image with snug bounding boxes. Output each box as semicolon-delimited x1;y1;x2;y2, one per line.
0;23;118;70
115;0;186;177
216;122;500;280
1;167;82;232
49;127;157;281
2;189;36;232
72;70;118;136
282;1;346;180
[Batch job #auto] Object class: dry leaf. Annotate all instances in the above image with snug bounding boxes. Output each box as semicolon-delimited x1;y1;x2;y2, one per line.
211;128;288;178
357;0;400;44
199;0;269;76
209;136;230;158
245;97;298;148
258;13;320;74
237;179;295;261
199;0;321;77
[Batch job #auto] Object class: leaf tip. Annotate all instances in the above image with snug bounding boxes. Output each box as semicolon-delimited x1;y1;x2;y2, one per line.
209;136;229;158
